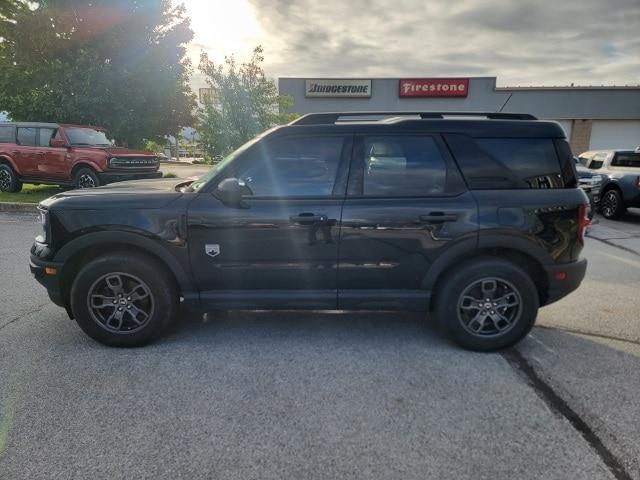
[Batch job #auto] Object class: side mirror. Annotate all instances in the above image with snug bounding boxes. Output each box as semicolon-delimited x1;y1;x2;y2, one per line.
50;138;67;148
214;178;251;208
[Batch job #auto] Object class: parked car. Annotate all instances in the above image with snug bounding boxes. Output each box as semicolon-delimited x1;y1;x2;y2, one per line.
30;112;589;351
574;157;602;216
0;122;161;192
578;149;640;219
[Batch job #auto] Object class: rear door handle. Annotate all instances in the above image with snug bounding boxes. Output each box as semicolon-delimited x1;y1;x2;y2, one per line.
290;213;328;224
420;213;459;223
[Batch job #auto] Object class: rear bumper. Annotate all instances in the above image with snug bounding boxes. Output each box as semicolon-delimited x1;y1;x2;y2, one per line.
98;170;162;184
543;258;587;305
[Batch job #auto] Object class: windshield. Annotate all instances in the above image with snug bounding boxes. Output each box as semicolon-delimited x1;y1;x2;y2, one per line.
65;127;114;147
188;131;273;192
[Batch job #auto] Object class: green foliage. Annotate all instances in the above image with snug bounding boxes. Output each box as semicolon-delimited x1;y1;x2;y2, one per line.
162;172;177;178
0;0;196;147
142;138;165;155
197;46;298;157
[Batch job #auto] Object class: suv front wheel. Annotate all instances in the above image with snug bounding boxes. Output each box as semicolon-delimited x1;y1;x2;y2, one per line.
73;167;100;189
435;258;539;351
600;189;625;219
0;164;23;193
70;252;178;347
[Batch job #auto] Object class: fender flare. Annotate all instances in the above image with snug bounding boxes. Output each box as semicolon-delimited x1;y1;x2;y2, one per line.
421;234;552;291
54;230;196;296
0;154;20;174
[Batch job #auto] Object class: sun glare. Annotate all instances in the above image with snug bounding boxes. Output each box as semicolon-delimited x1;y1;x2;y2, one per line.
181;0;265;64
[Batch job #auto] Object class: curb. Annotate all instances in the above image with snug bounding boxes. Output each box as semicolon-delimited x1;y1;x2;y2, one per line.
0;202;39;213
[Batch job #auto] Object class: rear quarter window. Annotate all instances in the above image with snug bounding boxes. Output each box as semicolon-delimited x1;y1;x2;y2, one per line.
444;134;568;189
0;126;15;143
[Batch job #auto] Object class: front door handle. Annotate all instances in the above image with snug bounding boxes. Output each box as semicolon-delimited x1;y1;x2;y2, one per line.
420;212;459;223
290;213;328;224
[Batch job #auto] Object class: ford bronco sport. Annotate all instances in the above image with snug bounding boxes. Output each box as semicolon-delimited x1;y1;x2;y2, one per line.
30;112;589;351
0;122;161;191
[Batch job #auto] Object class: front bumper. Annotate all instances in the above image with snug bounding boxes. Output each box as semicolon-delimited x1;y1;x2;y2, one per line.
543;258;587;305
29;250;66;308
98;170;162;184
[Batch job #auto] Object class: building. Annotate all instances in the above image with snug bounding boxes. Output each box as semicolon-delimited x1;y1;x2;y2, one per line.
278;77;640;154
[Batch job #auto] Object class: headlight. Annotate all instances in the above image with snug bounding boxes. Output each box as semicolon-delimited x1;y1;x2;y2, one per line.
37;206;50;244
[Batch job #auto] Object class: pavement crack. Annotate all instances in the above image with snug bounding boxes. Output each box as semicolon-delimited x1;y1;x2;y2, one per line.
0;303;50;331
536;325;640;346
502;348;632;480
586;235;640;257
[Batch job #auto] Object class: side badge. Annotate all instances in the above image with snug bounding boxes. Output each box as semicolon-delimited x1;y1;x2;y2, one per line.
205;244;220;258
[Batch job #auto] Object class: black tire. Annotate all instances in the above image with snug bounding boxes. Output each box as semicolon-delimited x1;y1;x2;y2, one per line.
600;189;625;220
70;252;178;347
73;167;100;189
434;257;539;351
0;163;23;192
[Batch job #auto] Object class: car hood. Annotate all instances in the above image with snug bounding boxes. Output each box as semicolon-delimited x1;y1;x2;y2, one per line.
71;146;156;157
40;178;188;210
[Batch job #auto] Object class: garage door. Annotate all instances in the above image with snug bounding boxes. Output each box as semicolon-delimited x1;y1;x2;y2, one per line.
551;120;572;140
590;121;640;150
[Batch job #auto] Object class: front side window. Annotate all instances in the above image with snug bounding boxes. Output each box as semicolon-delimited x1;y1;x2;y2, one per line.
65;127;113;147
359;135;447;196
17;127;37;146
237;136;345;197
38;128;57;147
589;153;607;169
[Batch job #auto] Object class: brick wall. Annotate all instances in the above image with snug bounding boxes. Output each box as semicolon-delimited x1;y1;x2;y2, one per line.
569;120;592;154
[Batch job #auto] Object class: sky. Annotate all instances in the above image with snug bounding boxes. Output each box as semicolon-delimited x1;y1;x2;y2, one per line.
182;0;640;88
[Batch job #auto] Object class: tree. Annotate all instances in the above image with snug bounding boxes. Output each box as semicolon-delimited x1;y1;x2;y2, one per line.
0;0;196;147
197;46;297;157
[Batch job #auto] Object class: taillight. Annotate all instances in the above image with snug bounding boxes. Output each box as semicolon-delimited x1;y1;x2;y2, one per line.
577;203;590;245
636;176;640;190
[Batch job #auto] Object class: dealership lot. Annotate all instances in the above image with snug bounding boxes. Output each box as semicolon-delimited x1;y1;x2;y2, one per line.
1;211;639;479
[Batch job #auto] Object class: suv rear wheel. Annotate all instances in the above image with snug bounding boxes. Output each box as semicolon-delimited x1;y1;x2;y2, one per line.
70;252;178;347
435;257;539;351
600;189;625;219
0;164;23;193
73;167;100;189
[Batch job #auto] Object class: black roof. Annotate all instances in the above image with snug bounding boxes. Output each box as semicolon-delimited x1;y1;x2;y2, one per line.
275;112;565;138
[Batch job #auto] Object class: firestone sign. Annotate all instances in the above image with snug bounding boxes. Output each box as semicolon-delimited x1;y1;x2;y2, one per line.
399;78;469;98
305;79;372;98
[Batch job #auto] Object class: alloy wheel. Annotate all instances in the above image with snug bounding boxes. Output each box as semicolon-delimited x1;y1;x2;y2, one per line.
601;191;617;217
78;174;96;188
87;272;154;334
457;277;522;338
0;169;12;191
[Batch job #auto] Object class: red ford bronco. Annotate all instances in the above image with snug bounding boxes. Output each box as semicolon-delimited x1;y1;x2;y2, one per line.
0;122;161;191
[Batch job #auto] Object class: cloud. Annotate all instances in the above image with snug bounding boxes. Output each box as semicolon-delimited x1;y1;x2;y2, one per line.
246;0;640;86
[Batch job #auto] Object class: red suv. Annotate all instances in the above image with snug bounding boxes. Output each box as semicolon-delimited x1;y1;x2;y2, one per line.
0;122;161;192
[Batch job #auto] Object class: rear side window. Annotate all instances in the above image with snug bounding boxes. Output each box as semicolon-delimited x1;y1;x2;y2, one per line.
611;152;640;168
0;126;15;143
358;136;448;196
444;134;566;189
17;127;37;146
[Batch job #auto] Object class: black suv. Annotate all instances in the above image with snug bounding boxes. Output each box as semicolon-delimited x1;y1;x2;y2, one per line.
30;112;589;351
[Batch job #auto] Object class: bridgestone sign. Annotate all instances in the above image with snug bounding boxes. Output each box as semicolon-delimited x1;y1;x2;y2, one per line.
305;79;372;98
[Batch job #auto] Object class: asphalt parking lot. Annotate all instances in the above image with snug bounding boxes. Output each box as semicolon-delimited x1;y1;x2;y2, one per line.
1;210;639;480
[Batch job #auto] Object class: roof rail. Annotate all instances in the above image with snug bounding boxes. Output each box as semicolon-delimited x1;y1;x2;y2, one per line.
290;111;537;126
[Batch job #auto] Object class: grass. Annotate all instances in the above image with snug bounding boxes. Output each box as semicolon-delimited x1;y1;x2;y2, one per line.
0;184;65;204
